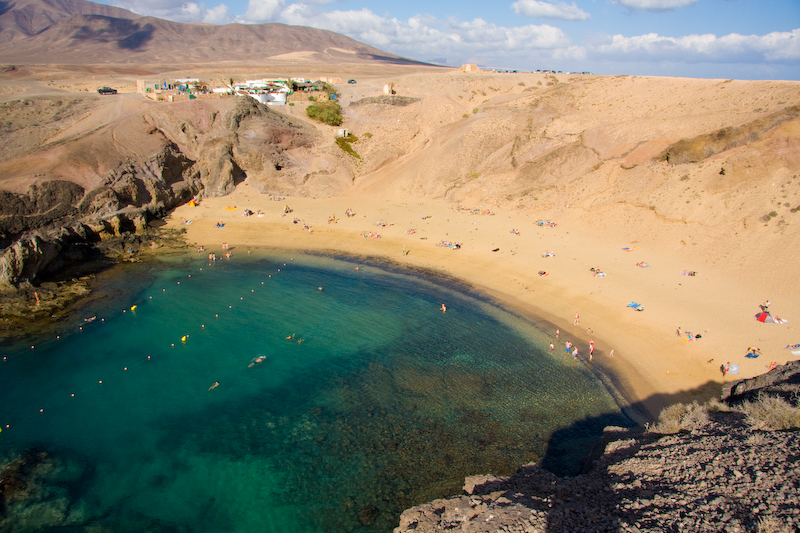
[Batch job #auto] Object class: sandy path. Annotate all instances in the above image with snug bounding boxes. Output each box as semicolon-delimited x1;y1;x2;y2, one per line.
166;183;800;421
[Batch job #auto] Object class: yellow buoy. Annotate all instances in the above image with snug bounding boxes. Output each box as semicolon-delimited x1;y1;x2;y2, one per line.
131;305;137;311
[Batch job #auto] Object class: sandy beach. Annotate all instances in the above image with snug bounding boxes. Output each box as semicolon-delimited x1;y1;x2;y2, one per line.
166;182;800;421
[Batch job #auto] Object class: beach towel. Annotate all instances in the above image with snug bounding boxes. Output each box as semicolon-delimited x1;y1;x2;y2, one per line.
727;364;739;374
745;352;760;359
627;302;644;311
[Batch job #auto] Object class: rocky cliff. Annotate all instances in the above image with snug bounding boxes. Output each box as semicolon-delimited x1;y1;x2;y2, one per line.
395;361;800;533
0;96;327;289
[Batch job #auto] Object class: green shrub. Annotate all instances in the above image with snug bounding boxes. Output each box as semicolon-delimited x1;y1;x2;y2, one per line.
649;401;709;434
705;397;732;413
306;101;343;126
739;395;800;430
336;134;361;159
472;108;479;114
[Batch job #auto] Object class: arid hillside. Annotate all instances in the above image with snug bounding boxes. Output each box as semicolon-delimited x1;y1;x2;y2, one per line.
2;68;799;267
0;0;429;66
338;72;800;273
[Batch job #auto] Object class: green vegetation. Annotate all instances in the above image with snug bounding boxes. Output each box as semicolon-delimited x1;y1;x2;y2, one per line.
649;394;800;435
335;134;361;159
740;395;800;430
648;401;709;434
306;100;343;126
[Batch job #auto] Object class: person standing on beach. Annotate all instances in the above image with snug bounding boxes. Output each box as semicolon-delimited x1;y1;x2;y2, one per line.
609;349;614;358
549;343;555;351
572;347;579;360
574;312;580;326
589;340;595;360
556;329;560;340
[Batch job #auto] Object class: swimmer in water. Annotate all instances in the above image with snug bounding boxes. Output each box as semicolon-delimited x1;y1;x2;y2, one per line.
208;381;219;391
248;356;266;368
286;333;296;340
440;303;446;313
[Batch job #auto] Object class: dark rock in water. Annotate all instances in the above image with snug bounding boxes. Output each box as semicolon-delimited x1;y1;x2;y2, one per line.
0;449;50;517
358;504;380;526
721;359;800;406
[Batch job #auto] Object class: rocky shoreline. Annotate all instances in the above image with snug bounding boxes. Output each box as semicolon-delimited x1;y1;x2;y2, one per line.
0;222;190;343
395;361;800;533
0;96;319;342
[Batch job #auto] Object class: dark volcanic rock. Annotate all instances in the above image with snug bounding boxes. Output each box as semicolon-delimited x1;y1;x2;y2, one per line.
721;359;800;406
0;180;84;239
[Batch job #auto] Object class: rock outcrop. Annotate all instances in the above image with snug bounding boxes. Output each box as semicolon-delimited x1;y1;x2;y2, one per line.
722;359;800;405
0;96;321;288
395;363;800;533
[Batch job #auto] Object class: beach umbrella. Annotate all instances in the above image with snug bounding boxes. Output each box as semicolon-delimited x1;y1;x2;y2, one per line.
755;312;777;323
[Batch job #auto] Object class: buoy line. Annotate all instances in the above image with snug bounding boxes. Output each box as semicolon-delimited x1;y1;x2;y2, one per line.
1;255;305;435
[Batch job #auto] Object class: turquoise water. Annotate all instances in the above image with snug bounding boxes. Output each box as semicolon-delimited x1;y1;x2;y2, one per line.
0;251;629;532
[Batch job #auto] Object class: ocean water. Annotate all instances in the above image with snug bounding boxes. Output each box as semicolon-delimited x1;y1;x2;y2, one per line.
0;251;629;532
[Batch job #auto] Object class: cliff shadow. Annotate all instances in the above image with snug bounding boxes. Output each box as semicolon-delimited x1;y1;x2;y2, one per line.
466;379;790;533
540;379;723;476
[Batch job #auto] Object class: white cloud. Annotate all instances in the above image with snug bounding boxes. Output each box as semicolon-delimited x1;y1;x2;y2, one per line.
614;0;697;11
243;0;285;22
586;29;800;63
511;0;590;21
279;5;570;58
112;0;232;23
202;3;230;24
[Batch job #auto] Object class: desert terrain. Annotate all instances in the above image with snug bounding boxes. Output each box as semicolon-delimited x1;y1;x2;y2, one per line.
1;57;800;421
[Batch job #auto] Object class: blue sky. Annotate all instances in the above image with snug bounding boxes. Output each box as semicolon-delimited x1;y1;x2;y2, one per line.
96;0;799;80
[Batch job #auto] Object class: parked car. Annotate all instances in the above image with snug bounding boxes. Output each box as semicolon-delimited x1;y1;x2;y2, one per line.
97;87;117;95
347;79;357;84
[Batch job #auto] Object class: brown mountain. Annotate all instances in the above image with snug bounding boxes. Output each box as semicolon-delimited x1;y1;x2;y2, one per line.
0;0;426;65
